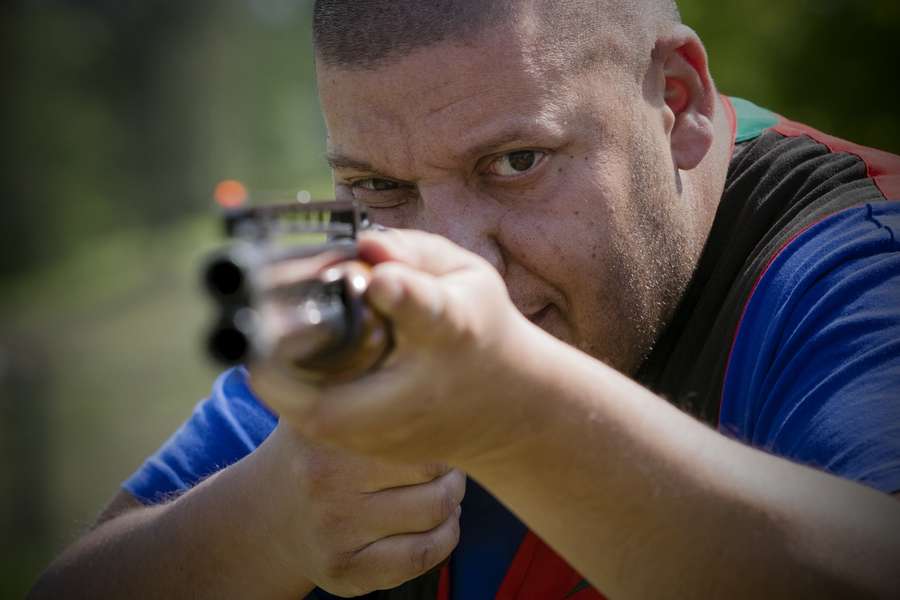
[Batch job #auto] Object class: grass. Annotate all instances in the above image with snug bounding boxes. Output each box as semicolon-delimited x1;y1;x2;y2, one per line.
1;216;225;597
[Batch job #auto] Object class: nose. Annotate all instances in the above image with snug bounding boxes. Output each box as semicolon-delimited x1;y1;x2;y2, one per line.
415;183;505;275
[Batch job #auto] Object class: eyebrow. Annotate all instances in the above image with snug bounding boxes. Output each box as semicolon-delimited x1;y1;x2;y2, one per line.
325;153;379;172
325;119;566;174
457;121;566;162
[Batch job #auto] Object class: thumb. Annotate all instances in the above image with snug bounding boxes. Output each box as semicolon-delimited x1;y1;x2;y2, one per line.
358;228;476;276
366;261;450;343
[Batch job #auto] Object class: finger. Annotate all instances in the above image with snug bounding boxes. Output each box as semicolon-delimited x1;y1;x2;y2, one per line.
299;443;451;490
365;261;450;341
360;461;453;492
267;423;452;494
361;469;466;537
358;229;478;276
257;247;357;290
248;362;320;420
291;359;438;455
345;507;461;591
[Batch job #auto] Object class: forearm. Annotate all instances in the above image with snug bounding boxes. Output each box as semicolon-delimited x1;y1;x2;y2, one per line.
467;335;900;599
30;432;315;600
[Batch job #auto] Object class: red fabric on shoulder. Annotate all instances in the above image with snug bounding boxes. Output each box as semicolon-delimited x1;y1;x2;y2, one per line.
495;532;606;600
774;118;900;200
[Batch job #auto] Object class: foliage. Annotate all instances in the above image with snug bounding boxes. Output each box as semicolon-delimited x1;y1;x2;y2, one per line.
681;0;900;153
2;1;897;597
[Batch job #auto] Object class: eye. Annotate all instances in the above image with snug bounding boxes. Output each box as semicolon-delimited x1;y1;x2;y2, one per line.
353;178;400;192
346;177;412;209
487;150;546;177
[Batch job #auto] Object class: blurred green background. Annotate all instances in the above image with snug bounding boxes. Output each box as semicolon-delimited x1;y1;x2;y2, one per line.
1;0;898;596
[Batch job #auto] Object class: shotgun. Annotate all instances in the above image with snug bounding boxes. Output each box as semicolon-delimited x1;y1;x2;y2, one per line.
202;196;392;383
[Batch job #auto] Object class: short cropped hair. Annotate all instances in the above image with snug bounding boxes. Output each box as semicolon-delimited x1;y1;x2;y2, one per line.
313;0;681;72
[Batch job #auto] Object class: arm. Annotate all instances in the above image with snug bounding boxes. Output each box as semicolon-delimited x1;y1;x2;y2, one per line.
466;341;900;599
30;425;317;600
260;229;900;599
30;419;464;599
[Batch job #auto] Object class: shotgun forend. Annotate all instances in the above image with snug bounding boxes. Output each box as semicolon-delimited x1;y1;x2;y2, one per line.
202;197;392;383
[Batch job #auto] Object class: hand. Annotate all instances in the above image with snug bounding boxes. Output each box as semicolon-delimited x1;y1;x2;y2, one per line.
264;425;465;597
251;228;543;465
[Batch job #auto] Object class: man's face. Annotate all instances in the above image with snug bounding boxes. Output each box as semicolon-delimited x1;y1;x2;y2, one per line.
317;25;696;374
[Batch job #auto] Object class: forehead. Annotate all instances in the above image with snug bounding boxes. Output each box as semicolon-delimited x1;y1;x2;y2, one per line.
315;28;621;170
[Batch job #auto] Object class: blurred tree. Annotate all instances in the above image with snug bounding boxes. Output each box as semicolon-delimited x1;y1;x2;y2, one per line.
4;0;897;278
2;2;898;598
680;0;900;152
2;0;329;278
3;0;209;275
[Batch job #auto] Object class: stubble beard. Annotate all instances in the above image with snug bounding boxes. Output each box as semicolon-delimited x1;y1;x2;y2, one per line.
604;127;698;376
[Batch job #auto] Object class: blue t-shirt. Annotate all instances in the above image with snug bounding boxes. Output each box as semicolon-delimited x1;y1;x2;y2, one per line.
124;98;900;597
720;202;900;493
123;203;900;599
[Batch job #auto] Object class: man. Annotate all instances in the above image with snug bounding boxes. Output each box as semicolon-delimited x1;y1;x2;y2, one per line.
31;1;900;598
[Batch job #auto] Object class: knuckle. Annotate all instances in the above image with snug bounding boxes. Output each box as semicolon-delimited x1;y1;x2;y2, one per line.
409;540;437;575
321;548;356;582
420;462;449;481
316;505;351;537
407;518;460;577
302;453;337;495
431;485;455;525
449;511;461;544
446;310;478;347
448;470;467;504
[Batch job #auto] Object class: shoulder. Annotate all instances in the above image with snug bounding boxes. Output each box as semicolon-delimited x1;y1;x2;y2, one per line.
639;98;900;420
736;202;900;314
725;95;900;203
721;202;900;492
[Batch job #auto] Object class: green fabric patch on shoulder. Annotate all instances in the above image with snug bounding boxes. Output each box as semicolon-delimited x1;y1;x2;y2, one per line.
730;96;779;143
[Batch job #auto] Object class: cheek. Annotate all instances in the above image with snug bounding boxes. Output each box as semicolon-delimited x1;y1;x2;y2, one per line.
503;165;625;286
498;164;647;369
363;201;423;230
367;209;409;229
500;195;619;311
503;211;634;364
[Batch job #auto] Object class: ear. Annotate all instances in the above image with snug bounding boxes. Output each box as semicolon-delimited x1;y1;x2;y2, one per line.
655;26;715;171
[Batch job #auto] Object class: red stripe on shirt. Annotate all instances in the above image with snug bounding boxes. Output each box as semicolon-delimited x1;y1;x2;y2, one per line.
774;118;900;200
495;532;606;600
